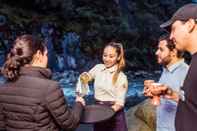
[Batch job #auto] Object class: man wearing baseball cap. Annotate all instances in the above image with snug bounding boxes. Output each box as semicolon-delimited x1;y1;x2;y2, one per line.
147;3;197;131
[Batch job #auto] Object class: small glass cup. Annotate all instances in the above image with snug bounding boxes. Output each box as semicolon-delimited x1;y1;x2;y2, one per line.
76;72;90;97
80;72;90;84
144;80;162;106
151;95;160;106
150;83;162;106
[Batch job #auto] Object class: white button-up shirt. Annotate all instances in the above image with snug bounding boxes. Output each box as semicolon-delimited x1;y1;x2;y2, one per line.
88;64;128;106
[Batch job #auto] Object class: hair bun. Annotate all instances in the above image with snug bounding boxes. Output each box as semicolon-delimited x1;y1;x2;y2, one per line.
16;48;23;56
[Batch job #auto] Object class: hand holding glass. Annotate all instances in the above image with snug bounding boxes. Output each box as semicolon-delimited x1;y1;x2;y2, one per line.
76;72;90;97
144;80;162;106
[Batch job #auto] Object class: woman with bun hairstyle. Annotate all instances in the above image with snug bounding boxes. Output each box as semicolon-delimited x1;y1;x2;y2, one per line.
0;34;85;131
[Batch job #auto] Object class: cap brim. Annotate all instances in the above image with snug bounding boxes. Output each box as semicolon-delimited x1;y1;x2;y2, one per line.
160;19;173;28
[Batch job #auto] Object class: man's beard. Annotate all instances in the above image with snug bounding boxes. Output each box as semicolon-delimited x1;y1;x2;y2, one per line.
158;55;172;67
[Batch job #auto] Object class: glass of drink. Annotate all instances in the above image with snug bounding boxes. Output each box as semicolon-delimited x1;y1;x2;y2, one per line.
150;83;162;106
144;80;162;106
76;72;90;97
80;72;90;85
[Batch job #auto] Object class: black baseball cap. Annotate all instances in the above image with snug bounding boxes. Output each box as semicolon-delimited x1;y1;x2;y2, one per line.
160;3;197;28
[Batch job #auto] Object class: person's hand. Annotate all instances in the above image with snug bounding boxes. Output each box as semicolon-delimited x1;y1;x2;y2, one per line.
152;85;179;102
150;84;168;96
143;81;167;106
146;84;163;106
111;104;123;112
80;72;90;84
143;80;155;97
75;95;86;106
163;87;178;100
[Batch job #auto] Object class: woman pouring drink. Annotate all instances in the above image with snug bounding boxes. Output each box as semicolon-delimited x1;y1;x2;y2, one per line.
76;42;128;131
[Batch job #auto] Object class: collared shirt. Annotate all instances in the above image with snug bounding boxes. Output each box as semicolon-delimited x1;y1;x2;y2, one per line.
157;60;189;131
88;64;128;106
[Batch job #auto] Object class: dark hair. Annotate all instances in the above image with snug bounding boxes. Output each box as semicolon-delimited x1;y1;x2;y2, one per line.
104;42;125;85
159;34;184;58
1;34;46;81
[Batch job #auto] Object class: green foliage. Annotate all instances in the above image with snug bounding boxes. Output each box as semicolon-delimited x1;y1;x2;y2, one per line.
0;0;190;70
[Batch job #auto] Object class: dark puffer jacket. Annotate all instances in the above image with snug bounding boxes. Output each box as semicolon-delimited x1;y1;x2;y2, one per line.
0;67;83;131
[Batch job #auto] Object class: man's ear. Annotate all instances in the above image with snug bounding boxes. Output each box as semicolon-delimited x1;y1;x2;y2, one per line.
37;50;44;56
37;50;43;55
32;50;42;61
187;18;196;33
171;49;177;57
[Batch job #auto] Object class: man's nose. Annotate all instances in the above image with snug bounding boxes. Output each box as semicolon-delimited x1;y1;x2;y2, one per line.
155;50;159;55
169;32;173;40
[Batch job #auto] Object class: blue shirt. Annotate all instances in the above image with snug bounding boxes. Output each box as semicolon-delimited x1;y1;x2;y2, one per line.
157;60;189;131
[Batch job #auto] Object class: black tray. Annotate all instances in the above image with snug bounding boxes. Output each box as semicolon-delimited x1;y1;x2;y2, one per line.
80;104;115;124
